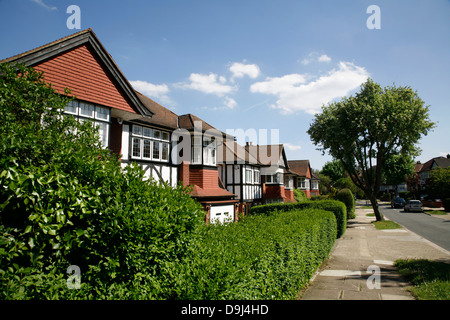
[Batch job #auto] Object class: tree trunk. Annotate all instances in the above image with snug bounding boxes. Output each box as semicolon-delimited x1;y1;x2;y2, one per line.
369;194;384;221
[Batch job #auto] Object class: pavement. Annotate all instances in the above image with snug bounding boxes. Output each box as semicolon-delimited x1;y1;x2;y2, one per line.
299;205;450;300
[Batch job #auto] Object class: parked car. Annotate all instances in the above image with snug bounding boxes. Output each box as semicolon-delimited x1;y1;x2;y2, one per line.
404;200;423;212
391;197;406;208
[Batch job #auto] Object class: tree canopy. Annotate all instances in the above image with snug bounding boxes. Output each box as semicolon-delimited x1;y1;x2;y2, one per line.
307;79;435;221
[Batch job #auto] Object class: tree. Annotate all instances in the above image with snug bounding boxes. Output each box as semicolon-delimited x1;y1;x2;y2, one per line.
426;167;450;200
307;79;435;221
382;153;415;189
321;160;345;182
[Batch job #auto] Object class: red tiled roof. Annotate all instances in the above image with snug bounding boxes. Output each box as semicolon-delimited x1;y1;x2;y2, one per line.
220;140;260;165
135;91;178;130
190;185;236;198
245;144;286;167
288;160;311;177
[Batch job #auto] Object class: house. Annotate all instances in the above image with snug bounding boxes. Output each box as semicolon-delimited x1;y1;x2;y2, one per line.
175;114;238;223
217;140;263;215
245;144;295;204
416;155;450;190
1;28;237;224
288;160;315;199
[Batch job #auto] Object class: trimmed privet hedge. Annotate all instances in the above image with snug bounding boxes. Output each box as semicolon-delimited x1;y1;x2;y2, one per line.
250;200;347;238
179;208;337;299
335;188;356;220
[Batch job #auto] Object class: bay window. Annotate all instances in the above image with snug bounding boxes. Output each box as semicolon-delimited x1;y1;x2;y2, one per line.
298;178;310;189
191;135;217;166
265;173;282;184
131;125;170;162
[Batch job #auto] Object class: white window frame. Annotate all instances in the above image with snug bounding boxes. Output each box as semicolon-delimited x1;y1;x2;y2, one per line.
203;136;216;166
265;173;282;185
64;100;110;148
192;136;202;164
245;168;253;184
254;169;260;184
298;178;310;189
131;124;170;162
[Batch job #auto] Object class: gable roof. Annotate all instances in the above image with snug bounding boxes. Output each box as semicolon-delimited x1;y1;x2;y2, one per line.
0;28;152;119
245;144;288;168
419;156;450;172
434;157;450;169
288;160;311;178
219;140;260;165
134;91;178;130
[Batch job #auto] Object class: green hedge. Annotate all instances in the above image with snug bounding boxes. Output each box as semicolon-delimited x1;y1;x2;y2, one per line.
250;200;347;238
180;208;337;299
335;188;356;220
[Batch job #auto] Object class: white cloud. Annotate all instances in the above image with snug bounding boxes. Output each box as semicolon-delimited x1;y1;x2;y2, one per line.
318;54;332;63
250;61;370;115
250;74;308;95
224;97;237;109
284;142;302;151
130;80;173;105
32;0;57;10
230;62;261;80
301;52;332;65
181;73;236;97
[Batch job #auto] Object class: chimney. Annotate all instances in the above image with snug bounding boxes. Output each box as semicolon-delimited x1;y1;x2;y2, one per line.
246;141;253;146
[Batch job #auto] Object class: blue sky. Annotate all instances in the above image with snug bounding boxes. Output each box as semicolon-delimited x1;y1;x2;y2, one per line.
1;0;449;170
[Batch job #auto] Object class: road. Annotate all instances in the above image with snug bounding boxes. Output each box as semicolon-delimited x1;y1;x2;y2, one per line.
379;204;450;252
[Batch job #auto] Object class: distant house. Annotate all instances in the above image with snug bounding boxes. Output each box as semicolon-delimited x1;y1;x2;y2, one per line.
288;160;319;199
416;155;450;191
217;140;263;215
245;144;295;204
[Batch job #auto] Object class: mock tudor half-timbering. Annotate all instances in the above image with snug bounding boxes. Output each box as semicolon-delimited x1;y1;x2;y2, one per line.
245;144;295;204
2;28;320;221
218;140;263;214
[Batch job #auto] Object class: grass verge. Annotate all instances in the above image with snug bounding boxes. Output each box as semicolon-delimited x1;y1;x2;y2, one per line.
424;210;447;215
371;220;401;230
395;259;450;300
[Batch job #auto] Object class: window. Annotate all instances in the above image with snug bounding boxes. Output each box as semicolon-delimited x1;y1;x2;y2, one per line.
203;136;216;166
298;178;310;189
152;141;160;160
192;136;202;164
191;135;217;166
64;101;110;148
254;170;260;184
245;168;252;183
265;173;282;184
131;124;170;162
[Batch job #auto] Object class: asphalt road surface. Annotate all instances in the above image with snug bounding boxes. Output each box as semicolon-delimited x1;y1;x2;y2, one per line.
380;204;450;252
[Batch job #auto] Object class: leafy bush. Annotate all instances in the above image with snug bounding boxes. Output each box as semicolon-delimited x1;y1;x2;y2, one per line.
250;200;347;238
180;209;337;299
335;188;356;220
293;188;308;202
0;63;204;299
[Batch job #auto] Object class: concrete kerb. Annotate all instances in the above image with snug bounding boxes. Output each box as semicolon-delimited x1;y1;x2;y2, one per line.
299;205;450;300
